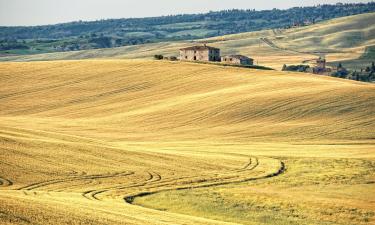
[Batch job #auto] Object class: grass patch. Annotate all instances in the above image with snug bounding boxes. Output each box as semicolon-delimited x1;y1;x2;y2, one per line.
134;157;375;225
328;45;375;70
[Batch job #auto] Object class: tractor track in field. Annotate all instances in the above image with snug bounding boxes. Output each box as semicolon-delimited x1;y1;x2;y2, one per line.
239;157;259;171
80;156;264;201
18;171;134;191
124;157;285;204
260;36;327;56
82;170;164;200
9;154;285;213
47;156;261;201
82;189;109;201
121;157;259;191
0;177;13;187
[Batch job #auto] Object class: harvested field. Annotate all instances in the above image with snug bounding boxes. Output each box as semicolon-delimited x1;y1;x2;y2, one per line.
0;60;374;224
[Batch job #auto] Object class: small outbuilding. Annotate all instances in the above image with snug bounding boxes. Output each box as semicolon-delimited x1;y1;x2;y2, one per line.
221;55;254;66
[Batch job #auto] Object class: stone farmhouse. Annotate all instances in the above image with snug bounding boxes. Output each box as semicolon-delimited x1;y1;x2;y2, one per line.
312;57;332;74
179;45;221;62
179;45;254;66
222;55;254;66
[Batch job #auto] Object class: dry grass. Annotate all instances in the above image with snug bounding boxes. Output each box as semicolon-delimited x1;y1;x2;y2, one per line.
0;60;374;224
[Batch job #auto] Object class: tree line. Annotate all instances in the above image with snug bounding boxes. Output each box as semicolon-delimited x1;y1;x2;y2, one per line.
0;2;374;55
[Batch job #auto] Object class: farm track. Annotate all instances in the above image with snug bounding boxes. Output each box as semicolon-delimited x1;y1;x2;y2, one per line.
260;36;342;56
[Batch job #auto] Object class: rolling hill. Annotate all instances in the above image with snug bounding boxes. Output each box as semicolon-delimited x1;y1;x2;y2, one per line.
1;12;374;71
0;60;374;224
1;2;374;56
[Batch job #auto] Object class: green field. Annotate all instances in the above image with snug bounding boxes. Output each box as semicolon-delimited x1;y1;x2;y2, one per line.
328;45;375;70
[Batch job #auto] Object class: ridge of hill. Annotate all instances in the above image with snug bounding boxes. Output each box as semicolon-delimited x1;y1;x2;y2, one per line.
0;2;374;56
1;60;374;142
1;12;374;71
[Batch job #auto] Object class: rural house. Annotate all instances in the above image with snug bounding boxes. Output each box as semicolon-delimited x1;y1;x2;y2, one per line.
312;57;331;74
221;55;254;66
180;45;221;62
316;57;326;70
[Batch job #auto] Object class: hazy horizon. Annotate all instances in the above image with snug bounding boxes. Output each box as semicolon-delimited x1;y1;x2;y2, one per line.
0;0;373;26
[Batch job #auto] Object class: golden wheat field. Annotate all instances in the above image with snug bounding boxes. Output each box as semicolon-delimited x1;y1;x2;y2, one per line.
0;59;374;225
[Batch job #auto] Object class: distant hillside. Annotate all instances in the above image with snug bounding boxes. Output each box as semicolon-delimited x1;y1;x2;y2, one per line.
0;2;374;56
2;12;374;74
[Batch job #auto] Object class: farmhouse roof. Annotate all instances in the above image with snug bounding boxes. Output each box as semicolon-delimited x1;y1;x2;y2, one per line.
180;45;220;51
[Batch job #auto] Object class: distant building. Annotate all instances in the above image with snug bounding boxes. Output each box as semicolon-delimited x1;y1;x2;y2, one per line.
179;45;221;62
221;55;254;66
313;57;330;74
316;57;326;69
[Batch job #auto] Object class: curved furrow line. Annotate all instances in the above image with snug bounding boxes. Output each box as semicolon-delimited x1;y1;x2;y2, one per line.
114;174;154;191
227;157;258;172
110;171;162;190
82;190;95;200
81;174;144;200
82;189;107;200
127;159;283;202
141;174;242;192
119;157;260;194
233;157;259;173
0;177;13;187
84;171;164;200
240;157;253;170
91;190;109;200
124;158;286;204
147;171;162;183
140;157;258;189
143;174;200;187
142;158;261;190
18;171;134;191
